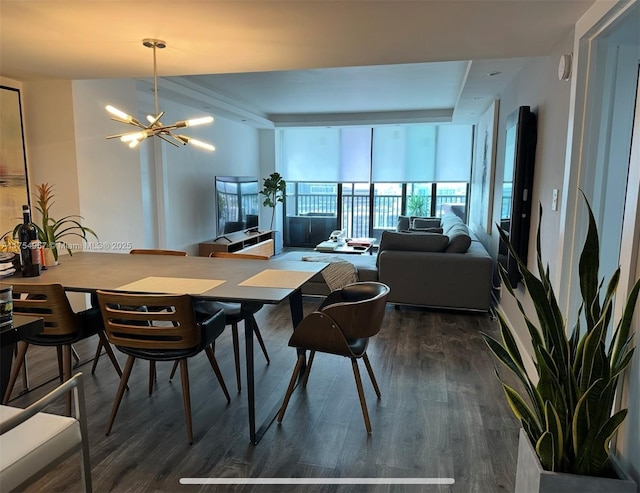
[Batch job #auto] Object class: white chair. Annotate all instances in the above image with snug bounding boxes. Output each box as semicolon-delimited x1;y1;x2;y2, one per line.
0;372;91;492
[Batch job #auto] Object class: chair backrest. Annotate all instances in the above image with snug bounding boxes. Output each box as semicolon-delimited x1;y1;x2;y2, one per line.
320;282;390;339
209;252;269;260
96;290;200;350
3;283;78;337
130;249;187;256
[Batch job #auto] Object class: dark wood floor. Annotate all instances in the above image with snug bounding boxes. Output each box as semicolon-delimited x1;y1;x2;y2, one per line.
6;299;520;493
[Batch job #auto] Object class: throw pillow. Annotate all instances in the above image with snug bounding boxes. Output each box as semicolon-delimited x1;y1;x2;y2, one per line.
412;217;441;229
409;227;444;234
396;216;411;232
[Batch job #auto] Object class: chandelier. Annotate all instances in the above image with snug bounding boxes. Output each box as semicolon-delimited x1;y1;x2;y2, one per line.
106;39;215;151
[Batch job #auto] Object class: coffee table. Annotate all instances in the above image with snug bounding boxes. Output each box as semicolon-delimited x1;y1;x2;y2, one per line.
315;237;376;255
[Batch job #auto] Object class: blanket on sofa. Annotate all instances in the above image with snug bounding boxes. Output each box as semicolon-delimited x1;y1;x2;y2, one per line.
301;255;358;291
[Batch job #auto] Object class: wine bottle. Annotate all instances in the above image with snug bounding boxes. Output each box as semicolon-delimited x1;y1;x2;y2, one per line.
18;204;41;277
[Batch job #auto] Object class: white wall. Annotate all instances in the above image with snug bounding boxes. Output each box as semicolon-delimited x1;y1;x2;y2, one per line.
157;97;260;254
19;79;82;244
485;31;574;362
71;79;145;253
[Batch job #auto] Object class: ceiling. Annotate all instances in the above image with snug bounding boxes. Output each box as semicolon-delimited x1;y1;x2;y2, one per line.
0;1;595;126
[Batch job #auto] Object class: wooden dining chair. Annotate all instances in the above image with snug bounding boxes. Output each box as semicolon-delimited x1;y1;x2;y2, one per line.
277;281;390;433
96;290;230;444
91;248;187;378
188;252;271;392
1;283;123;415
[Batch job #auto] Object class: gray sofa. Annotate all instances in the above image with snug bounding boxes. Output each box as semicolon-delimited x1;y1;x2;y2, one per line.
278;212;493;311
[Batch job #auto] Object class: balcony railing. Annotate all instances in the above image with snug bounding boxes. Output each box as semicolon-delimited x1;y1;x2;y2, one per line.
286;193;467;242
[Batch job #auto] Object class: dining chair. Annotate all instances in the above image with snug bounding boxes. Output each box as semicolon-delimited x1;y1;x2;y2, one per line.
188;251;270;393
277;281;390;433
91;248;187;379
0;372;91;492
1;282;123;415
96;290;230;444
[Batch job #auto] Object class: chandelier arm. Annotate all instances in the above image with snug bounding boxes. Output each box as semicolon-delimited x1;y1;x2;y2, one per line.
157;133;180;147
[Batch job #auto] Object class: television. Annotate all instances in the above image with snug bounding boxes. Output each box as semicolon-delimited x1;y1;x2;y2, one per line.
499;106;537;287
215;176;260;237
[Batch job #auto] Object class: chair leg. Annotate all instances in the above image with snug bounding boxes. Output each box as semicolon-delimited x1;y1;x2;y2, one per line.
352;359;372;433
148;361;156;395
56;346;64;382
204;344;230;403
362;353;381;399
72;345;81;365
231;323;241;392
277;354;305;423
91;339;103;375
169;360;179;380
2;341;28;404
178;359;194;444
63;344;73;416
97;331;124;378
302;351;315;388
106;355;135;436
20;347;29;391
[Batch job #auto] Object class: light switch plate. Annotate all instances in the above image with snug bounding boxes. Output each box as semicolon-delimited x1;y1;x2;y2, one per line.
552;189;559;211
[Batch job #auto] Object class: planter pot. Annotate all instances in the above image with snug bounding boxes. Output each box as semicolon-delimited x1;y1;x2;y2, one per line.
43;247;58;267
515;429;636;493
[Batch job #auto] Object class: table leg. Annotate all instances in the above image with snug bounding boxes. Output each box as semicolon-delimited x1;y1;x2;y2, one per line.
243;307;256;444
244;288;306;445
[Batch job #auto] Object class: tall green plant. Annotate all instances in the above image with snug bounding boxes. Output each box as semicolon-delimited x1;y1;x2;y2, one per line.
483;192;639;477
259;172;286;230
14;183;98;261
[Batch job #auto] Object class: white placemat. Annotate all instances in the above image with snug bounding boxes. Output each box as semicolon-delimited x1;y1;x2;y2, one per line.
116;277;225;294
239;269;315;289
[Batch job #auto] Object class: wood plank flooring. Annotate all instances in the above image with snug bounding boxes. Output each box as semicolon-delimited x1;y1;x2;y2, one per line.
5;299;521;493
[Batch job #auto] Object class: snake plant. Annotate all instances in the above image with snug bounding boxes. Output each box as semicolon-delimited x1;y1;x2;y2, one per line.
483;191;639;477
14;183;98;261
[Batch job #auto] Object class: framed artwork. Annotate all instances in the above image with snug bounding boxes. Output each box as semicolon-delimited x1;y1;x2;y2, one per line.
0;85;30;238
470;99;499;234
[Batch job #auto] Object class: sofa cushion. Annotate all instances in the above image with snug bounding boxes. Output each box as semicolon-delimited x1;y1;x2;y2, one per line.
445;223;472;253
377;231;449;266
440;212;464;235
412;217;441;229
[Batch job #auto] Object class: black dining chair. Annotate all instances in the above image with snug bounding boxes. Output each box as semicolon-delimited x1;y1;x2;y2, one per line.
96;290;230;444
187;251;271;393
277;281;390;433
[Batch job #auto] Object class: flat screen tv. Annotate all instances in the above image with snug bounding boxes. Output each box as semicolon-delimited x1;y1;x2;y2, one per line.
499;106;537;287
215;176;260;237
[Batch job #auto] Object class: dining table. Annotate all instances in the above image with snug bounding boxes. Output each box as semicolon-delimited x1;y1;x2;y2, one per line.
2;251;328;444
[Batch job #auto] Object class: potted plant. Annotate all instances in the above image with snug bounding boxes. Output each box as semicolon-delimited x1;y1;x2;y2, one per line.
14;183;98;265
259;172;286;231
483;192;639;492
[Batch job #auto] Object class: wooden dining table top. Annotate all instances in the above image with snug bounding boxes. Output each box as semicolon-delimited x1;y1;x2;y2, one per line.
2;252;328;304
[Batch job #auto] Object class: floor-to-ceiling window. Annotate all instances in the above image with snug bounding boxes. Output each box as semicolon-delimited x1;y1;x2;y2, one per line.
280;124;473;247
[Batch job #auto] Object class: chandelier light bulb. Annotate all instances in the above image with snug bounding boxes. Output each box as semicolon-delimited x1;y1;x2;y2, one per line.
106;105;133;122
178;135;215;151
185;116;214;127
120;131;149;143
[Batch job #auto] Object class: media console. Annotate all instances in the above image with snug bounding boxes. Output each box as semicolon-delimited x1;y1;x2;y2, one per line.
198;230;275;257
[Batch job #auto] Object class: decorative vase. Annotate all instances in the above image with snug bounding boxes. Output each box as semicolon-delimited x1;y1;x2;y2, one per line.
515;429;636;493
44;247;58;267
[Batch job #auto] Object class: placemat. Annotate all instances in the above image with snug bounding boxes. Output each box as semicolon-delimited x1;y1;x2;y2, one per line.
239;269;315;288
116;277;225;294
